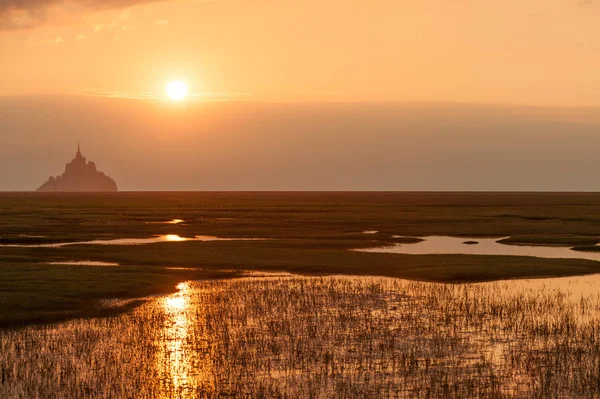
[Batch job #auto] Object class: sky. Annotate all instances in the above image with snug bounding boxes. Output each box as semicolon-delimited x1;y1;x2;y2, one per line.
1;0;600;190
1;0;600;104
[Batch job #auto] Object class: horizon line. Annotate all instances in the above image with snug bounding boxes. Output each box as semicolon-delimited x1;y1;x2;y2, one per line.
2;94;600;110
3;190;600;194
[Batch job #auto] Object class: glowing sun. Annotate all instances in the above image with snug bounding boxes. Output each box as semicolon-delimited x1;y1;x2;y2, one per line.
166;80;188;101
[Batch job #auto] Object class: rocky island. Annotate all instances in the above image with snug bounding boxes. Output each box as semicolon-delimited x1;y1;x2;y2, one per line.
37;145;118;192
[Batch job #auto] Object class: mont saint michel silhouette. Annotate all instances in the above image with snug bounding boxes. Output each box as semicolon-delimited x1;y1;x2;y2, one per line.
37;145;118;192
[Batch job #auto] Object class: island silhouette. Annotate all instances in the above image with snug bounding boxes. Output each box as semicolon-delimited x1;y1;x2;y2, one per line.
37;145;118;192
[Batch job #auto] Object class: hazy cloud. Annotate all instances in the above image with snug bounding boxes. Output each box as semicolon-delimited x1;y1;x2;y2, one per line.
26;34;65;45
76;33;86;40
0;4;46;29
156;19;168;25
0;0;162;30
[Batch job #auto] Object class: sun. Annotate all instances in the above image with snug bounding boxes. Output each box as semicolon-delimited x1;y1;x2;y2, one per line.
166;80;188;101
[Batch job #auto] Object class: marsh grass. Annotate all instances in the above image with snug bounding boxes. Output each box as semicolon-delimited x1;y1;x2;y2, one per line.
2;275;600;398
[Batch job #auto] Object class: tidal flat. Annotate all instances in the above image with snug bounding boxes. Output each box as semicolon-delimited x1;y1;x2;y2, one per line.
2;274;600;398
4;192;600;326
3;192;600;397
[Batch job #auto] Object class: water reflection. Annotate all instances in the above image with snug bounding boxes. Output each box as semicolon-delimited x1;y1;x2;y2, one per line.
359;235;600;262
0;235;265;248
164;234;187;242
156;282;216;398
487;273;600;301
160;282;191;396
147;219;185;225
46;261;119;267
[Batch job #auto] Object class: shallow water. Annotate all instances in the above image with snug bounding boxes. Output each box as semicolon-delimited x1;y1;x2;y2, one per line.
0;234;265;248
146;219;185;225
2;273;600;398
360;235;600;262
46;261;120;267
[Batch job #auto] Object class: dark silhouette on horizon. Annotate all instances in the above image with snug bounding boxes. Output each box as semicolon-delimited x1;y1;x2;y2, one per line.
37;144;118;192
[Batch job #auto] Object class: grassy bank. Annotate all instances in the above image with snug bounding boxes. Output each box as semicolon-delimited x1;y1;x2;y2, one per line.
0;263;239;327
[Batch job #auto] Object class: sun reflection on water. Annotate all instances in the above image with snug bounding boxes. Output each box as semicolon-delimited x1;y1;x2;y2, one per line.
165;296;186;310
163;234;188;242
159;283;192;397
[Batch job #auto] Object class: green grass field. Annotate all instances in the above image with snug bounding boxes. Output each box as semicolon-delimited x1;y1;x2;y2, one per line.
3;191;600;327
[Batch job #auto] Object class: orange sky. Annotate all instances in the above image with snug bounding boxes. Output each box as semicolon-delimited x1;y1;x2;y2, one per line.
1;0;600;105
2;0;600;191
